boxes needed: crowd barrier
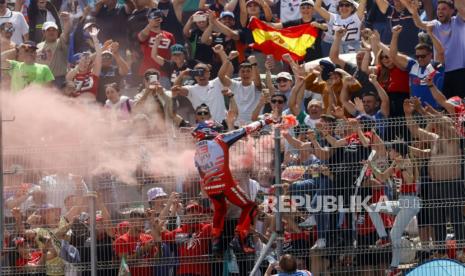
[1,115,465,276]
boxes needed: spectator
[238,0,274,71]
[367,138,420,276]
[113,209,158,276]
[132,69,173,126]
[315,0,367,54]
[304,62,362,114]
[317,114,374,248]
[158,202,213,276]
[373,0,419,57]
[65,27,101,101]
[389,25,444,109]
[4,41,54,92]
[363,31,409,118]
[171,63,227,123]
[27,0,62,43]
[365,0,391,44]
[283,128,334,249]
[405,97,465,261]
[94,0,134,52]
[152,43,197,86]
[240,0,273,28]
[158,0,185,44]
[252,92,288,123]
[330,28,375,96]
[271,0,327,62]
[289,74,324,129]
[6,185,53,219]
[340,74,389,137]
[216,44,262,125]
[36,14,72,89]
[0,22,16,52]
[184,11,214,67]
[265,60,294,110]
[0,0,29,44]
[126,0,151,57]
[200,11,240,75]
[97,42,130,104]
[104,82,133,122]
[274,0,301,24]
[138,8,176,88]
[69,18,98,57]
[406,0,465,98]
[264,253,312,276]
[14,237,44,271]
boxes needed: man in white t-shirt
[0,0,28,44]
[172,62,227,122]
[277,0,302,23]
[215,44,262,125]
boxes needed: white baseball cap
[42,21,58,31]
[147,187,168,201]
[276,72,293,81]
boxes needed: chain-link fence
[2,115,465,276]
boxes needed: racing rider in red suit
[192,118,274,254]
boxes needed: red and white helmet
[191,120,223,140]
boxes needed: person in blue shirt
[389,25,445,109]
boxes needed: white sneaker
[298,215,317,228]
[311,238,326,250]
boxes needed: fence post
[88,191,98,276]
[273,127,283,258]
[0,87,4,276]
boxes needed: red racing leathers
[194,120,269,241]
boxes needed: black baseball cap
[147,8,163,19]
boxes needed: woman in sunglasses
[361,31,409,118]
[315,0,367,54]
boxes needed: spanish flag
[248,17,318,61]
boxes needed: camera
[190,68,205,77]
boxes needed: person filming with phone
[132,69,174,131]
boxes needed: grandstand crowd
[1,0,465,275]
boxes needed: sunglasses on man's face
[276,78,289,83]
[415,54,428,59]
[196,111,210,116]
[271,99,285,104]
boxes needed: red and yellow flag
[248,17,318,61]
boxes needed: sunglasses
[415,54,428,59]
[339,3,352,8]
[196,111,210,116]
[276,78,289,83]
[271,99,285,104]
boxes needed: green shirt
[8,60,55,92]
